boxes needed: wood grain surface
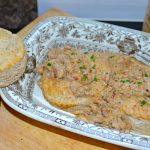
[0,8,129,150]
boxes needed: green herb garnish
[92,64,96,69]
[90,55,96,62]
[79,65,84,70]
[93,76,98,82]
[79,66,84,70]
[71,52,76,55]
[144,73,149,77]
[140,100,148,106]
[109,55,115,58]
[81,74,87,81]
[47,63,52,67]
[79,64,86,70]
[84,52,88,54]
[120,79,130,83]
[137,81,142,85]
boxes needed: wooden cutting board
[0,8,129,150]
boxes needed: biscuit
[0,28,27,87]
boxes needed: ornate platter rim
[0,16,150,150]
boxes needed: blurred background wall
[0,0,37,32]
[38,0,148,22]
[0,0,149,32]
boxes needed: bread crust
[0,53,27,87]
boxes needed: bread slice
[41,76,89,108]
[0,28,27,87]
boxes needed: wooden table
[0,8,129,150]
